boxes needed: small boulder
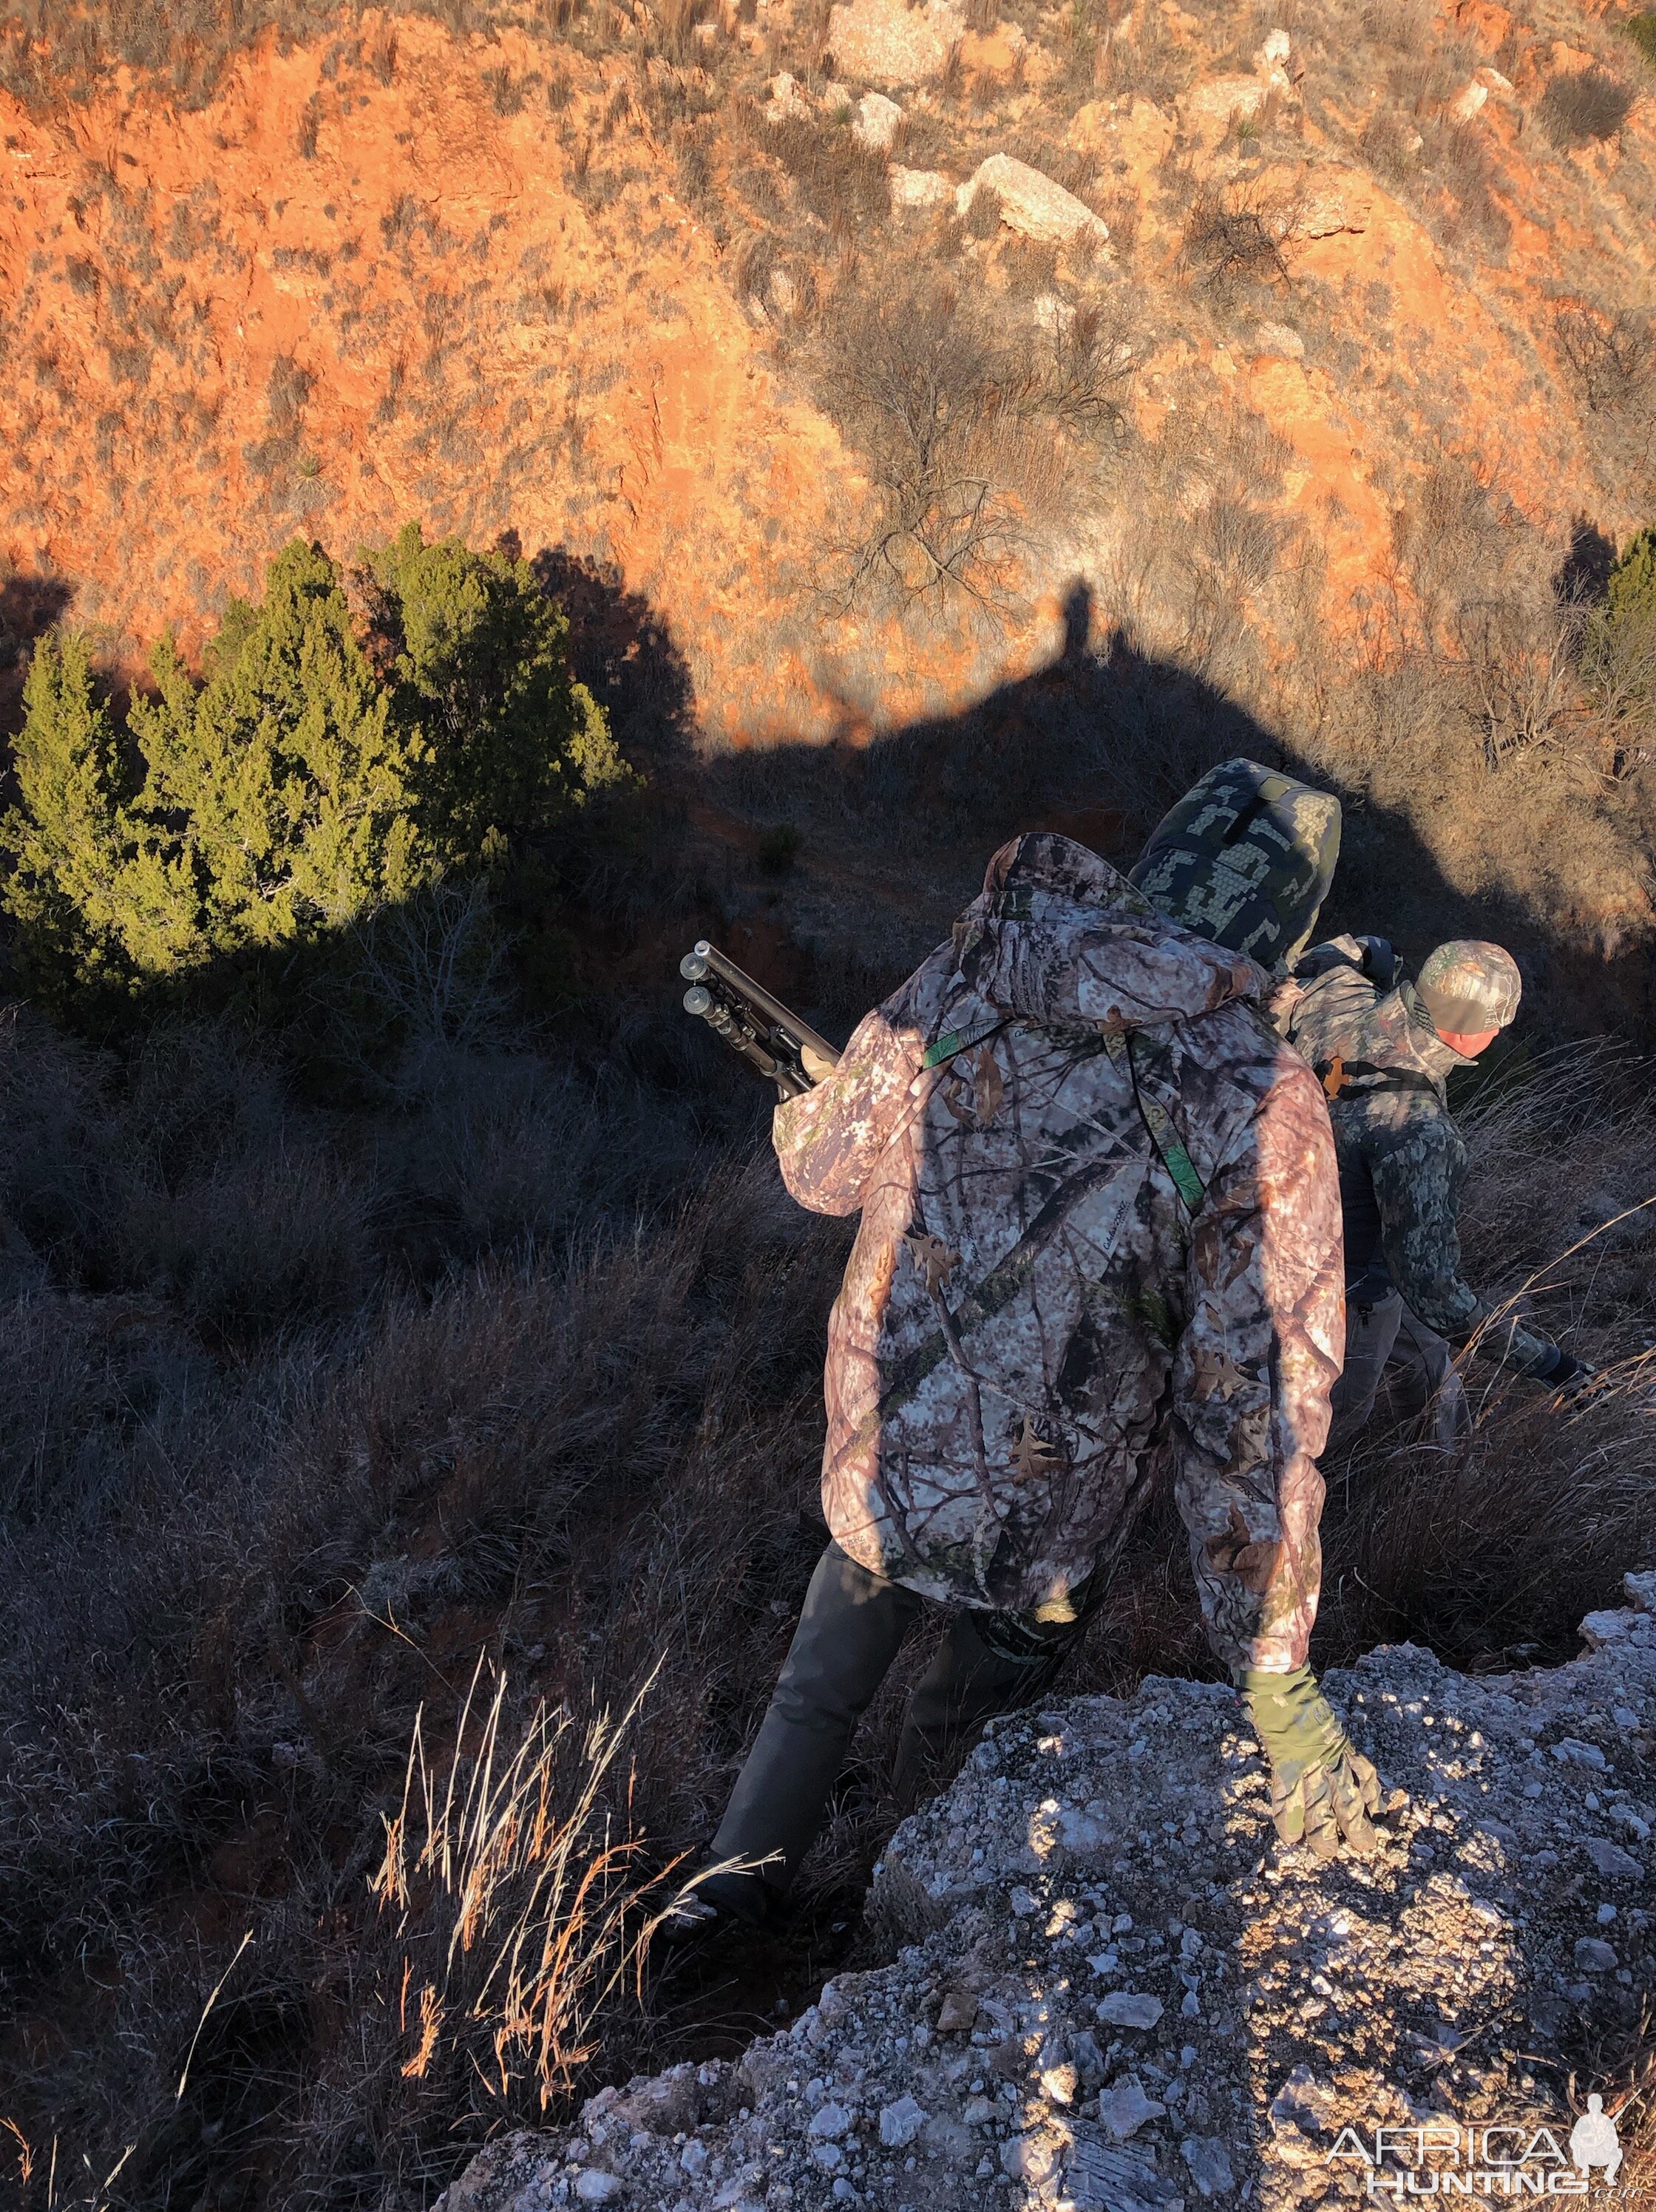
[1294,169,1372,237]
[1040,2061,1079,2105]
[1583,1836,1641,1879]
[573,2175,625,2206]
[1553,1738,1609,1771]
[1574,1936,1619,1972]
[1183,2135,1238,2197]
[827,0,965,87]
[954,153,1109,245]
[1252,325,1305,366]
[1183,74,1268,141]
[1001,2129,1065,2185]
[890,164,953,211]
[879,2094,928,2148]
[1625,1570,1656,1612]
[1099,2074,1166,2139]
[854,90,903,151]
[1096,1990,1164,2029]
[1582,1609,1641,1651]
[763,70,812,123]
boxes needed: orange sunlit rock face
[0,14,1030,740]
[0,4,1651,744]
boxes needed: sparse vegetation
[1554,305,1652,413]
[1538,66,1636,147]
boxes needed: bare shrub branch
[1554,305,1653,414]
[1181,185,1294,293]
[810,268,1135,606]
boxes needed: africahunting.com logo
[1328,2102,1626,2196]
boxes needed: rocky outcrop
[439,1576,1656,2210]
[955,156,1110,248]
[824,0,965,86]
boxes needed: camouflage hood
[953,832,1267,1034]
[1130,759,1341,968]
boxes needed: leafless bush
[812,277,1029,602]
[1555,305,1652,413]
[811,268,1133,605]
[1539,67,1635,147]
[769,115,889,238]
[1448,594,1581,766]
[1181,186,1292,292]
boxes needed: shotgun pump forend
[679,940,840,1098]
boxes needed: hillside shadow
[0,569,73,750]
[526,539,695,773]
[691,580,1652,1044]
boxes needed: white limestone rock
[826,0,964,86]
[853,89,903,150]
[954,152,1109,245]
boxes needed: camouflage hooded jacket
[1280,937,1558,1376]
[772,834,1344,1677]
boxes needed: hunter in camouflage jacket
[1279,937,1561,1376]
[771,832,1345,1678]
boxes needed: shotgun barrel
[679,940,840,1098]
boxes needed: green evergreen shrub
[1607,525,1656,627]
[1581,526,1656,730]
[1,532,631,1011]
[361,523,625,866]
[3,631,136,1002]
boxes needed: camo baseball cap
[1129,758,1342,967]
[1415,940,1522,1037]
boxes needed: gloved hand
[1238,1665,1382,1860]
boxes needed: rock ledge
[441,1579,1656,2210]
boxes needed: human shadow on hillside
[693,580,1652,1048]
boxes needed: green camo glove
[1238,1664,1382,1860]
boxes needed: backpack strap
[1105,1031,1207,1218]
[1317,1055,1441,1102]
[923,1018,1009,1071]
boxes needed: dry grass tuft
[1539,67,1635,148]
[372,1660,676,2117]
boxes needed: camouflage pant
[1328,1290,1470,1453]
[705,1541,1090,1918]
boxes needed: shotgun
[680,940,841,1099]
